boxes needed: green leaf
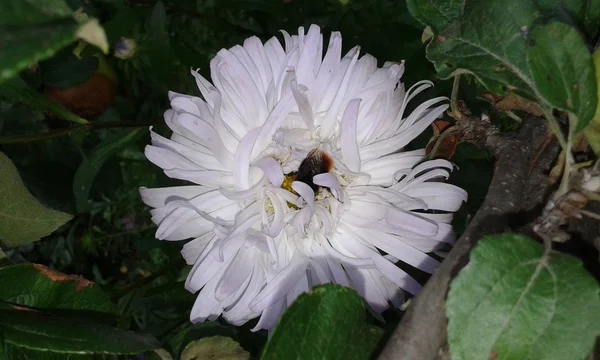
[0,248,9,268]
[144,1,177,87]
[169,323,238,360]
[0,76,88,124]
[406,0,463,32]
[261,285,384,360]
[447,234,600,360]
[534,0,600,37]
[0,0,73,26]
[584,47,600,155]
[0,152,73,248]
[0,264,116,314]
[0,19,81,83]
[527,22,597,133]
[40,51,99,88]
[0,308,160,355]
[425,0,537,98]
[73,128,146,212]
[181,337,249,360]
[0,0,108,83]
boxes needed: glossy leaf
[447,234,600,360]
[73,128,146,212]
[527,22,597,133]
[0,152,72,248]
[261,285,384,360]
[0,308,160,355]
[0,264,116,314]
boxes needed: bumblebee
[282,149,333,193]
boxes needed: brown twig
[378,117,555,360]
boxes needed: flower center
[281,149,333,195]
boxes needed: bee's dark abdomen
[292,150,333,193]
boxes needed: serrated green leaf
[181,337,249,360]
[527,22,597,133]
[425,0,537,98]
[0,76,88,124]
[0,264,116,314]
[73,128,146,212]
[406,0,463,32]
[261,284,384,360]
[0,152,73,248]
[447,234,600,360]
[0,309,160,355]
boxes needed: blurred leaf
[261,285,384,360]
[534,0,600,38]
[144,1,177,87]
[0,152,72,248]
[181,337,249,360]
[527,22,597,133]
[169,322,238,360]
[0,20,80,84]
[585,47,600,155]
[76,19,109,54]
[41,52,99,89]
[0,248,9,268]
[146,348,174,360]
[0,308,161,356]
[0,264,116,314]
[0,0,72,26]
[73,128,146,212]
[406,0,463,32]
[0,0,107,84]
[0,76,88,124]
[447,234,600,360]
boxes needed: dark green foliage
[0,0,598,359]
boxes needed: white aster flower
[140,24,467,331]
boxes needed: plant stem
[554,113,577,201]
[449,75,462,120]
[541,107,568,151]
[0,120,156,145]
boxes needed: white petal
[139,186,208,208]
[181,233,216,265]
[254,157,284,187]
[249,254,309,312]
[402,183,468,212]
[340,98,362,172]
[313,173,345,202]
